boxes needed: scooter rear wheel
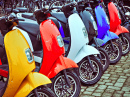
[97,47,110,72]
[103,41,122,64]
[51,71,81,97]
[116,34,130,56]
[78,56,103,85]
[27,86,56,97]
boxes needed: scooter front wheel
[97,47,110,72]
[51,71,81,97]
[103,41,122,64]
[78,56,103,85]
[27,86,56,97]
[116,34,130,56]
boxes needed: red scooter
[0,8,81,97]
[102,0,130,55]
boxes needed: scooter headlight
[25,48,33,63]
[57,35,64,47]
[82,27,88,38]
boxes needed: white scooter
[47,1,103,85]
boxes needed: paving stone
[94,89,104,93]
[101,76,109,79]
[105,88,115,93]
[113,93,123,97]
[121,87,130,92]
[92,93,102,96]
[97,85,107,90]
[97,81,105,85]
[123,93,130,97]
[119,76,127,79]
[124,69,130,73]
[102,93,113,97]
[83,91,93,95]
[105,83,113,86]
[103,79,111,83]
[107,86,121,90]
[86,88,96,92]
[117,78,126,83]
[114,82,124,87]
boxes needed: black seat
[0,81,5,96]
[22,13,36,21]
[51,12,67,24]
[17,20,40,37]
[15,7,28,12]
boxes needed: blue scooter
[89,0,122,64]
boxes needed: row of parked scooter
[0,0,130,96]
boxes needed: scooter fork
[87,56,97,73]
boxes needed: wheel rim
[99,51,107,69]
[54,74,77,97]
[120,36,129,54]
[79,59,100,82]
[104,43,119,61]
[28,91,49,97]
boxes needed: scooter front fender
[47,56,78,79]
[102,31,119,46]
[74,45,100,63]
[114,25,129,35]
[14,72,51,97]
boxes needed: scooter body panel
[47,56,78,78]
[80,10,98,42]
[3,29,36,97]
[114,25,129,35]
[0,59,1,65]
[108,2,121,32]
[67,13,89,60]
[102,31,119,45]
[74,45,100,63]
[13,26,34,52]
[39,20,75,77]
[14,72,51,97]
[95,5,110,39]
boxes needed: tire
[103,40,122,64]
[77,56,103,85]
[51,71,81,97]
[27,86,56,97]
[97,47,110,72]
[116,34,130,56]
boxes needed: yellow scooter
[0,28,56,96]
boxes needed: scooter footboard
[15,72,51,97]
[47,56,78,79]
[73,45,100,63]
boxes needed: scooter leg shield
[73,45,100,63]
[14,72,51,97]
[47,56,78,79]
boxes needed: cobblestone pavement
[80,52,130,97]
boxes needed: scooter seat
[18,21,40,37]
[15,7,28,12]
[21,13,36,21]
[51,12,67,24]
